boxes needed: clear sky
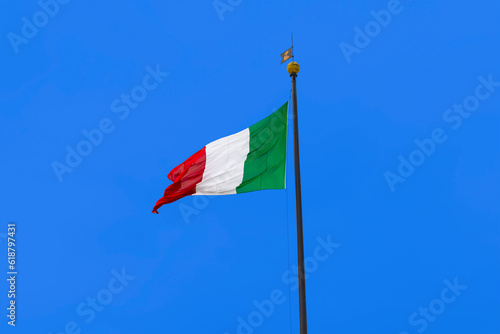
[1,0,499,333]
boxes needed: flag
[281,47,292,64]
[152,102,288,213]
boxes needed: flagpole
[287,60,307,334]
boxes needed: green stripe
[236,102,288,194]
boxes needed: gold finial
[287,61,300,75]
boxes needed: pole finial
[287,61,300,75]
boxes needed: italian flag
[152,102,288,213]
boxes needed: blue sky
[1,0,499,333]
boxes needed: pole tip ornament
[287,61,300,75]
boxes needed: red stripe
[152,147,206,214]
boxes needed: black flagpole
[287,59,307,333]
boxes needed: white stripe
[194,128,250,195]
